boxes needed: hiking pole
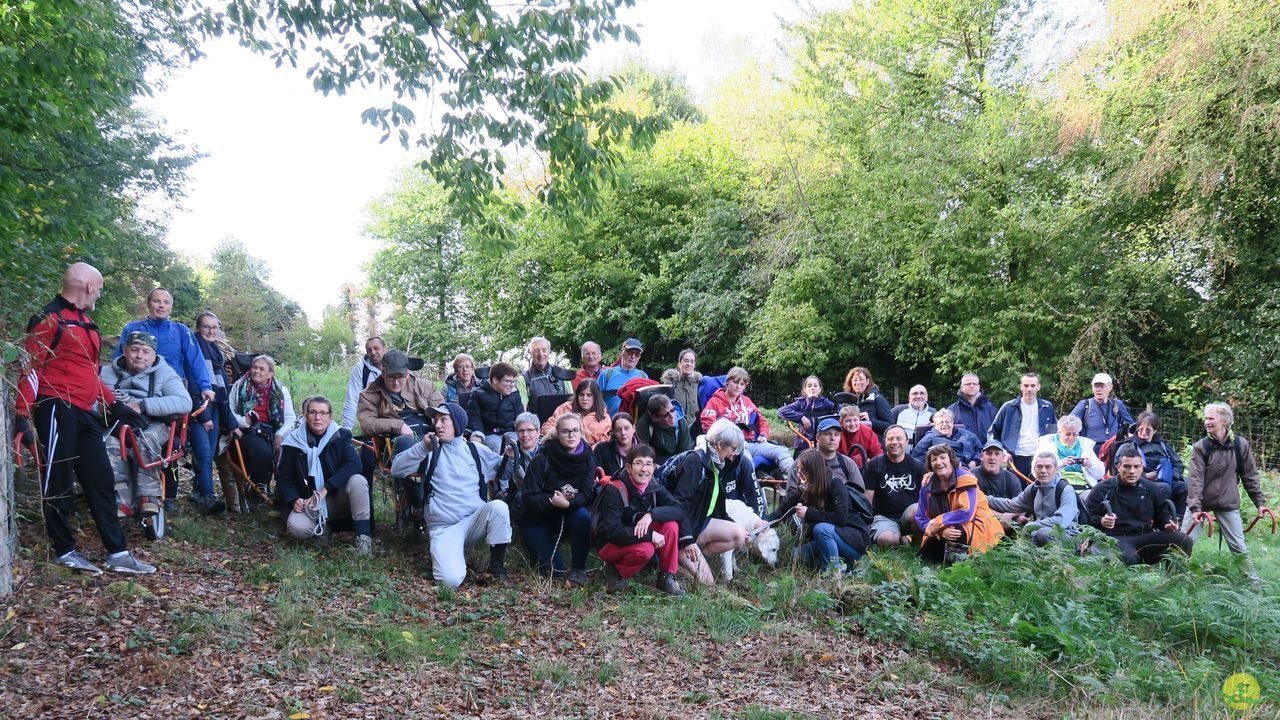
[1189,511,1216,538]
[784,421,814,449]
[1244,507,1277,535]
[1007,461,1034,486]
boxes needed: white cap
[1091,372,1113,386]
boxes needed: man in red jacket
[16,263,155,575]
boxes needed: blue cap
[817,417,842,434]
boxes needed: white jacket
[342,357,382,430]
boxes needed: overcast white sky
[146,0,843,320]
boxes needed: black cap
[382,350,410,375]
[982,439,1005,452]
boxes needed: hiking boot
[105,550,156,574]
[139,498,160,517]
[566,569,588,587]
[655,571,686,596]
[197,495,226,516]
[602,563,627,594]
[55,550,103,576]
[163,498,179,514]
[354,534,373,556]
[486,564,508,582]
[538,567,567,580]
[220,473,241,514]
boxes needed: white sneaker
[105,551,156,574]
[354,535,373,556]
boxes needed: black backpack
[417,440,487,501]
[832,453,874,525]
[1052,478,1091,526]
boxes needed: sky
[146,0,844,321]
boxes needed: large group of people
[12,262,1274,588]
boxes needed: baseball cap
[123,331,157,350]
[982,439,1005,452]
[816,416,842,434]
[1091,373,1112,386]
[381,350,410,375]
[621,338,643,351]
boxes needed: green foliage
[200,239,308,362]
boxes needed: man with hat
[862,424,925,547]
[101,330,200,518]
[356,348,444,485]
[17,263,155,574]
[391,402,513,588]
[1070,372,1134,446]
[972,439,1026,502]
[598,338,648,415]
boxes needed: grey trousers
[1182,508,1248,554]
[286,474,372,539]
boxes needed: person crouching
[279,396,372,555]
[595,445,687,595]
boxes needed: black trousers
[33,398,128,556]
[1115,531,1193,565]
[238,431,276,491]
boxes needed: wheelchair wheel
[145,503,166,541]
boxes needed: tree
[202,239,307,361]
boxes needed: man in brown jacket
[355,349,444,477]
[1182,402,1271,580]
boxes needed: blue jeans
[801,522,865,568]
[520,506,591,572]
[190,413,219,498]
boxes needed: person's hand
[232,427,243,438]
[504,443,515,457]
[1081,457,1094,469]
[859,412,870,422]
[1164,520,1180,532]
[201,389,216,402]
[800,417,811,429]
[202,420,214,431]
[634,512,652,537]
[651,532,665,549]
[1013,513,1031,525]
[683,543,701,564]
[399,423,414,437]
[247,410,259,424]
[126,401,143,414]
[1101,513,1117,530]
[941,526,962,541]
[551,491,570,509]
[421,432,437,450]
[795,503,808,520]
[292,498,306,513]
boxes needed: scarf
[282,421,340,536]
[542,437,595,487]
[195,334,227,391]
[926,470,958,520]
[1055,435,1086,485]
[235,377,285,429]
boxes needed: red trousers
[598,520,679,577]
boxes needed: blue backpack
[1136,443,1176,487]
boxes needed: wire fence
[1151,407,1280,472]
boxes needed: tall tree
[202,239,306,360]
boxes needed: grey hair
[705,418,745,450]
[1204,402,1234,426]
[932,408,954,423]
[302,395,332,414]
[514,412,540,429]
[1056,414,1082,433]
[528,336,550,350]
[1033,449,1060,466]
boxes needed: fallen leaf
[401,631,414,642]
[4,610,14,621]
[319,685,336,692]
[157,587,171,594]
[10,643,26,651]
[289,713,310,719]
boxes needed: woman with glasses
[541,378,611,445]
[190,312,229,515]
[595,445,687,595]
[519,413,598,585]
[228,354,296,506]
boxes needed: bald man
[17,263,156,575]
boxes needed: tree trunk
[0,383,16,598]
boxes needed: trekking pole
[1006,461,1033,486]
[784,421,814,449]
[1189,511,1216,538]
[1244,507,1277,535]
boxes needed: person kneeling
[279,396,371,554]
[916,445,1004,563]
[392,402,512,588]
[1086,446,1192,565]
[986,449,1081,547]
[520,414,598,585]
[595,446,687,595]
[770,450,870,575]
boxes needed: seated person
[356,349,445,492]
[777,375,836,451]
[635,394,693,463]
[520,336,571,412]
[971,440,1026,499]
[986,450,1081,547]
[1086,446,1193,565]
[895,384,935,436]
[519,414,598,585]
[502,412,542,498]
[769,450,871,575]
[1036,414,1104,490]
[102,331,194,517]
[910,408,981,467]
[391,403,512,588]
[599,338,649,414]
[795,416,867,494]
[841,366,895,437]
[660,348,703,425]
[595,445,687,596]
[279,396,371,554]
[667,419,766,587]
[541,378,611,445]
[444,353,480,403]
[700,366,793,475]
[592,412,638,479]
[466,361,524,453]
[836,405,884,469]
[228,354,296,505]
[1113,411,1187,518]
[915,445,1004,563]
[863,425,924,547]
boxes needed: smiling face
[366,338,385,365]
[840,413,860,433]
[883,426,907,460]
[197,314,221,342]
[248,358,273,385]
[928,451,954,478]
[678,350,696,376]
[849,372,869,394]
[491,373,516,395]
[908,385,928,410]
[123,344,155,374]
[618,347,641,371]
[515,421,539,451]
[651,402,676,428]
[934,414,954,436]
[529,339,550,369]
[454,357,474,384]
[581,342,602,369]
[1058,426,1079,447]
[1136,422,1155,442]
[146,290,173,321]
[629,454,656,484]
[1032,455,1056,484]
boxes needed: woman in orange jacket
[915,444,1004,563]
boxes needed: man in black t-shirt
[863,425,925,547]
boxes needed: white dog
[722,498,780,582]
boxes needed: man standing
[895,385,934,437]
[1069,372,1134,446]
[1088,446,1193,566]
[392,403,511,588]
[17,263,155,575]
[342,336,385,431]
[280,396,372,555]
[988,372,1057,477]
[573,341,604,390]
[946,373,997,439]
[598,338,648,414]
[1182,403,1271,580]
[863,425,925,547]
[519,336,572,412]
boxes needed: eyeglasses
[557,428,582,436]
[653,409,674,419]
[498,377,517,386]
[630,460,656,469]
[198,324,221,331]
[305,410,331,417]
[516,427,538,434]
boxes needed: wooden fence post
[0,383,15,598]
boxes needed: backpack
[1052,478,1091,526]
[590,476,630,542]
[843,481,875,526]
[1134,443,1176,487]
[1193,435,1247,482]
[657,449,699,490]
[417,440,487,501]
